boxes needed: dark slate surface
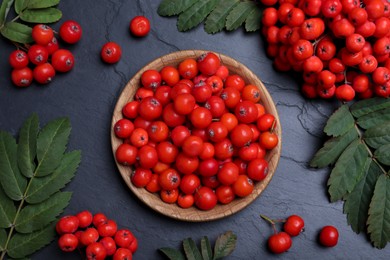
[0,0,389,259]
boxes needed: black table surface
[1,1,389,259]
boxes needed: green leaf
[351,97,390,118]
[0,0,14,25]
[204,0,239,34]
[201,236,212,260]
[158,0,197,16]
[15,0,26,14]
[225,1,256,31]
[0,131,27,201]
[364,121,390,149]
[375,144,390,166]
[177,0,218,32]
[35,117,71,177]
[213,231,237,260]
[310,127,358,168]
[15,192,71,233]
[328,140,369,202]
[0,185,16,228]
[7,222,56,259]
[357,108,390,130]
[0,228,6,251]
[245,6,261,32]
[367,175,390,249]
[17,114,39,178]
[159,247,185,260]
[26,151,81,204]
[324,104,355,137]
[27,0,60,9]
[183,238,202,260]
[20,8,62,23]
[344,160,382,234]
[0,21,33,43]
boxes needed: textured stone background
[0,0,389,259]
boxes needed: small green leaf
[159,247,185,260]
[15,0,26,14]
[26,151,81,204]
[351,97,390,118]
[15,192,71,233]
[344,160,381,234]
[204,0,239,34]
[158,0,197,16]
[201,236,212,260]
[245,7,261,32]
[328,140,369,202]
[0,185,16,228]
[0,22,33,43]
[213,231,237,260]
[17,113,39,178]
[0,0,14,25]
[357,108,390,130]
[0,131,27,201]
[375,144,390,166]
[20,8,62,23]
[27,0,60,9]
[324,104,355,137]
[0,228,7,251]
[35,117,71,177]
[226,1,256,31]
[7,222,56,259]
[183,238,202,260]
[310,127,358,168]
[177,0,218,32]
[364,121,390,149]
[367,175,390,249]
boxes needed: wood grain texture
[111,50,282,222]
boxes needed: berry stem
[260,214,278,234]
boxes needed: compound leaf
[177,0,218,32]
[204,0,239,34]
[213,231,237,260]
[158,0,197,16]
[324,104,355,137]
[0,0,14,25]
[0,131,27,201]
[357,108,390,130]
[20,8,62,23]
[159,247,185,260]
[17,113,39,178]
[226,1,256,31]
[344,160,381,234]
[0,185,16,228]
[14,0,26,14]
[310,127,358,168]
[367,175,390,249]
[201,236,212,260]
[351,97,390,118]
[27,0,60,9]
[0,21,33,43]
[7,223,56,259]
[375,144,390,166]
[328,140,369,202]
[364,121,390,149]
[245,6,261,32]
[35,117,71,177]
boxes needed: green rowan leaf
[20,8,62,23]
[201,236,212,260]
[0,0,14,25]
[310,127,358,168]
[15,192,71,233]
[226,1,256,31]
[17,113,39,178]
[328,140,369,202]
[26,151,81,204]
[177,0,218,32]
[375,144,390,166]
[324,104,355,137]
[159,247,185,260]
[0,228,6,251]
[27,0,60,9]
[0,22,33,43]
[15,0,26,14]
[158,0,197,16]
[183,238,202,260]
[351,97,390,118]
[245,6,261,32]
[213,231,237,260]
[204,0,239,34]
[0,185,16,228]
[7,223,56,259]
[344,160,381,234]
[364,121,390,149]
[367,175,390,249]
[35,117,71,177]
[356,108,390,130]
[0,131,27,201]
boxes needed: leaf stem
[10,14,20,23]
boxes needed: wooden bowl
[111,50,281,222]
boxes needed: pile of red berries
[9,20,82,87]
[261,0,390,100]
[113,52,279,211]
[56,211,137,260]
